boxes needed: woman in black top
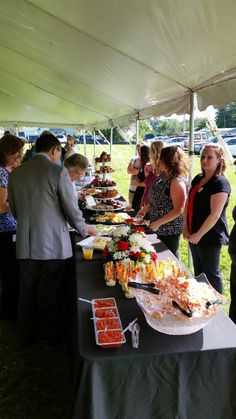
[183,144,231,293]
[132,145,150,213]
[229,206,236,323]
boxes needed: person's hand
[87,226,97,236]
[182,225,190,241]
[137,207,146,218]
[188,232,202,245]
[149,221,160,232]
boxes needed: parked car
[184,131,209,148]
[78,134,106,144]
[225,137,236,157]
[56,134,67,143]
[193,141,208,154]
[143,133,155,141]
[164,136,186,148]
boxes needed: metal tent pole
[110,126,113,158]
[188,91,196,268]
[135,119,139,153]
[93,128,96,158]
[83,131,87,157]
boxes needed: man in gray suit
[8,133,96,344]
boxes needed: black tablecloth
[70,236,236,419]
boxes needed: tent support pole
[188,91,196,268]
[110,127,113,157]
[83,131,87,157]
[135,119,139,151]
[93,129,96,158]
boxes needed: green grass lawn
[0,143,235,418]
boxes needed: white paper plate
[76,236,112,250]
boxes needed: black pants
[229,252,236,324]
[158,233,181,259]
[18,259,70,341]
[190,243,223,294]
[0,231,19,320]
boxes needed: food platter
[132,273,225,335]
[77,236,112,250]
[93,224,118,235]
[86,200,126,212]
[92,190,120,200]
[89,212,129,224]
[94,195,121,201]
[85,178,117,189]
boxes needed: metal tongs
[128,281,160,295]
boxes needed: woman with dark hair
[137,140,163,217]
[183,143,231,293]
[0,134,24,319]
[229,205,236,323]
[131,145,150,213]
[149,146,189,258]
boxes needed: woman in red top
[183,144,231,293]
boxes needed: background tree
[194,117,207,130]
[215,102,236,127]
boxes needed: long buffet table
[69,234,236,419]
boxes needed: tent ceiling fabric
[0,0,236,128]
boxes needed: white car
[225,137,236,157]
[164,137,186,148]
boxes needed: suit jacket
[8,154,88,260]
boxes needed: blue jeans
[189,243,223,293]
[229,252,236,324]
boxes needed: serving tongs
[205,299,223,309]
[172,298,223,318]
[128,282,160,295]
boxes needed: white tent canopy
[1,0,236,128]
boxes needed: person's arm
[127,159,139,175]
[7,175,17,218]
[182,199,190,240]
[58,168,96,236]
[0,186,11,214]
[132,179,145,187]
[137,204,149,218]
[149,178,186,232]
[188,192,228,244]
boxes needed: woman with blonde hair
[148,146,189,258]
[183,143,231,293]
